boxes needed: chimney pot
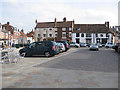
[55,18,57,22]
[63,17,66,22]
[7,22,10,26]
[35,19,37,23]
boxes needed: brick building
[55,17,74,41]
[34,17,74,41]
[26,30,35,43]
[1,22,20,45]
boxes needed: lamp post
[8,31,11,47]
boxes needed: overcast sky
[0,0,119,33]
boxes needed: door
[86,39,91,44]
[76,39,80,44]
[28,42,36,55]
[36,42,44,55]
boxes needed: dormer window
[62,28,66,31]
[88,28,93,31]
[77,28,80,31]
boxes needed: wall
[35,28,55,41]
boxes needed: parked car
[105,43,115,48]
[56,41,70,51]
[114,43,120,52]
[56,43,63,53]
[87,43,91,47]
[80,43,87,47]
[56,42,65,52]
[19,41,58,57]
[54,42,61,54]
[70,42,80,48]
[89,43,99,51]
[97,43,102,48]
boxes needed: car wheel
[75,45,79,48]
[45,51,51,57]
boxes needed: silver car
[89,43,99,51]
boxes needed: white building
[72,22,112,44]
[34,20,56,41]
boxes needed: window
[69,28,72,31]
[49,34,52,37]
[76,33,79,37]
[69,32,72,37]
[55,34,58,37]
[62,32,66,37]
[77,28,80,31]
[81,33,84,37]
[55,28,57,31]
[106,34,109,37]
[62,28,66,31]
[88,28,93,31]
[44,28,47,30]
[38,34,41,37]
[100,34,103,37]
[49,28,52,30]
[86,33,91,37]
[43,34,46,37]
[62,34,66,37]
[96,33,98,37]
[29,43,36,48]
[100,28,105,31]
[44,43,50,46]
[37,42,43,47]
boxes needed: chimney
[54,18,57,23]
[7,22,10,26]
[63,17,66,22]
[35,19,37,23]
[73,19,75,24]
[21,29,24,32]
[105,21,109,28]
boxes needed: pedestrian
[1,43,4,49]
[12,43,15,47]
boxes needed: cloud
[0,0,118,33]
[1,0,19,7]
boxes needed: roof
[20,31,27,37]
[35,22,55,28]
[27,30,34,37]
[73,24,109,33]
[35,21,73,29]
[55,21,73,27]
[2,24,14,34]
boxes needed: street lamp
[8,31,11,47]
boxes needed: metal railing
[0,48,24,64]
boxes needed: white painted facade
[72,33,112,44]
[34,28,56,41]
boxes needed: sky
[0,0,119,33]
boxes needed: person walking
[1,43,4,49]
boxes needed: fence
[0,48,24,64]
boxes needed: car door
[28,42,36,55]
[35,42,44,55]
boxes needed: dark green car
[19,41,58,57]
